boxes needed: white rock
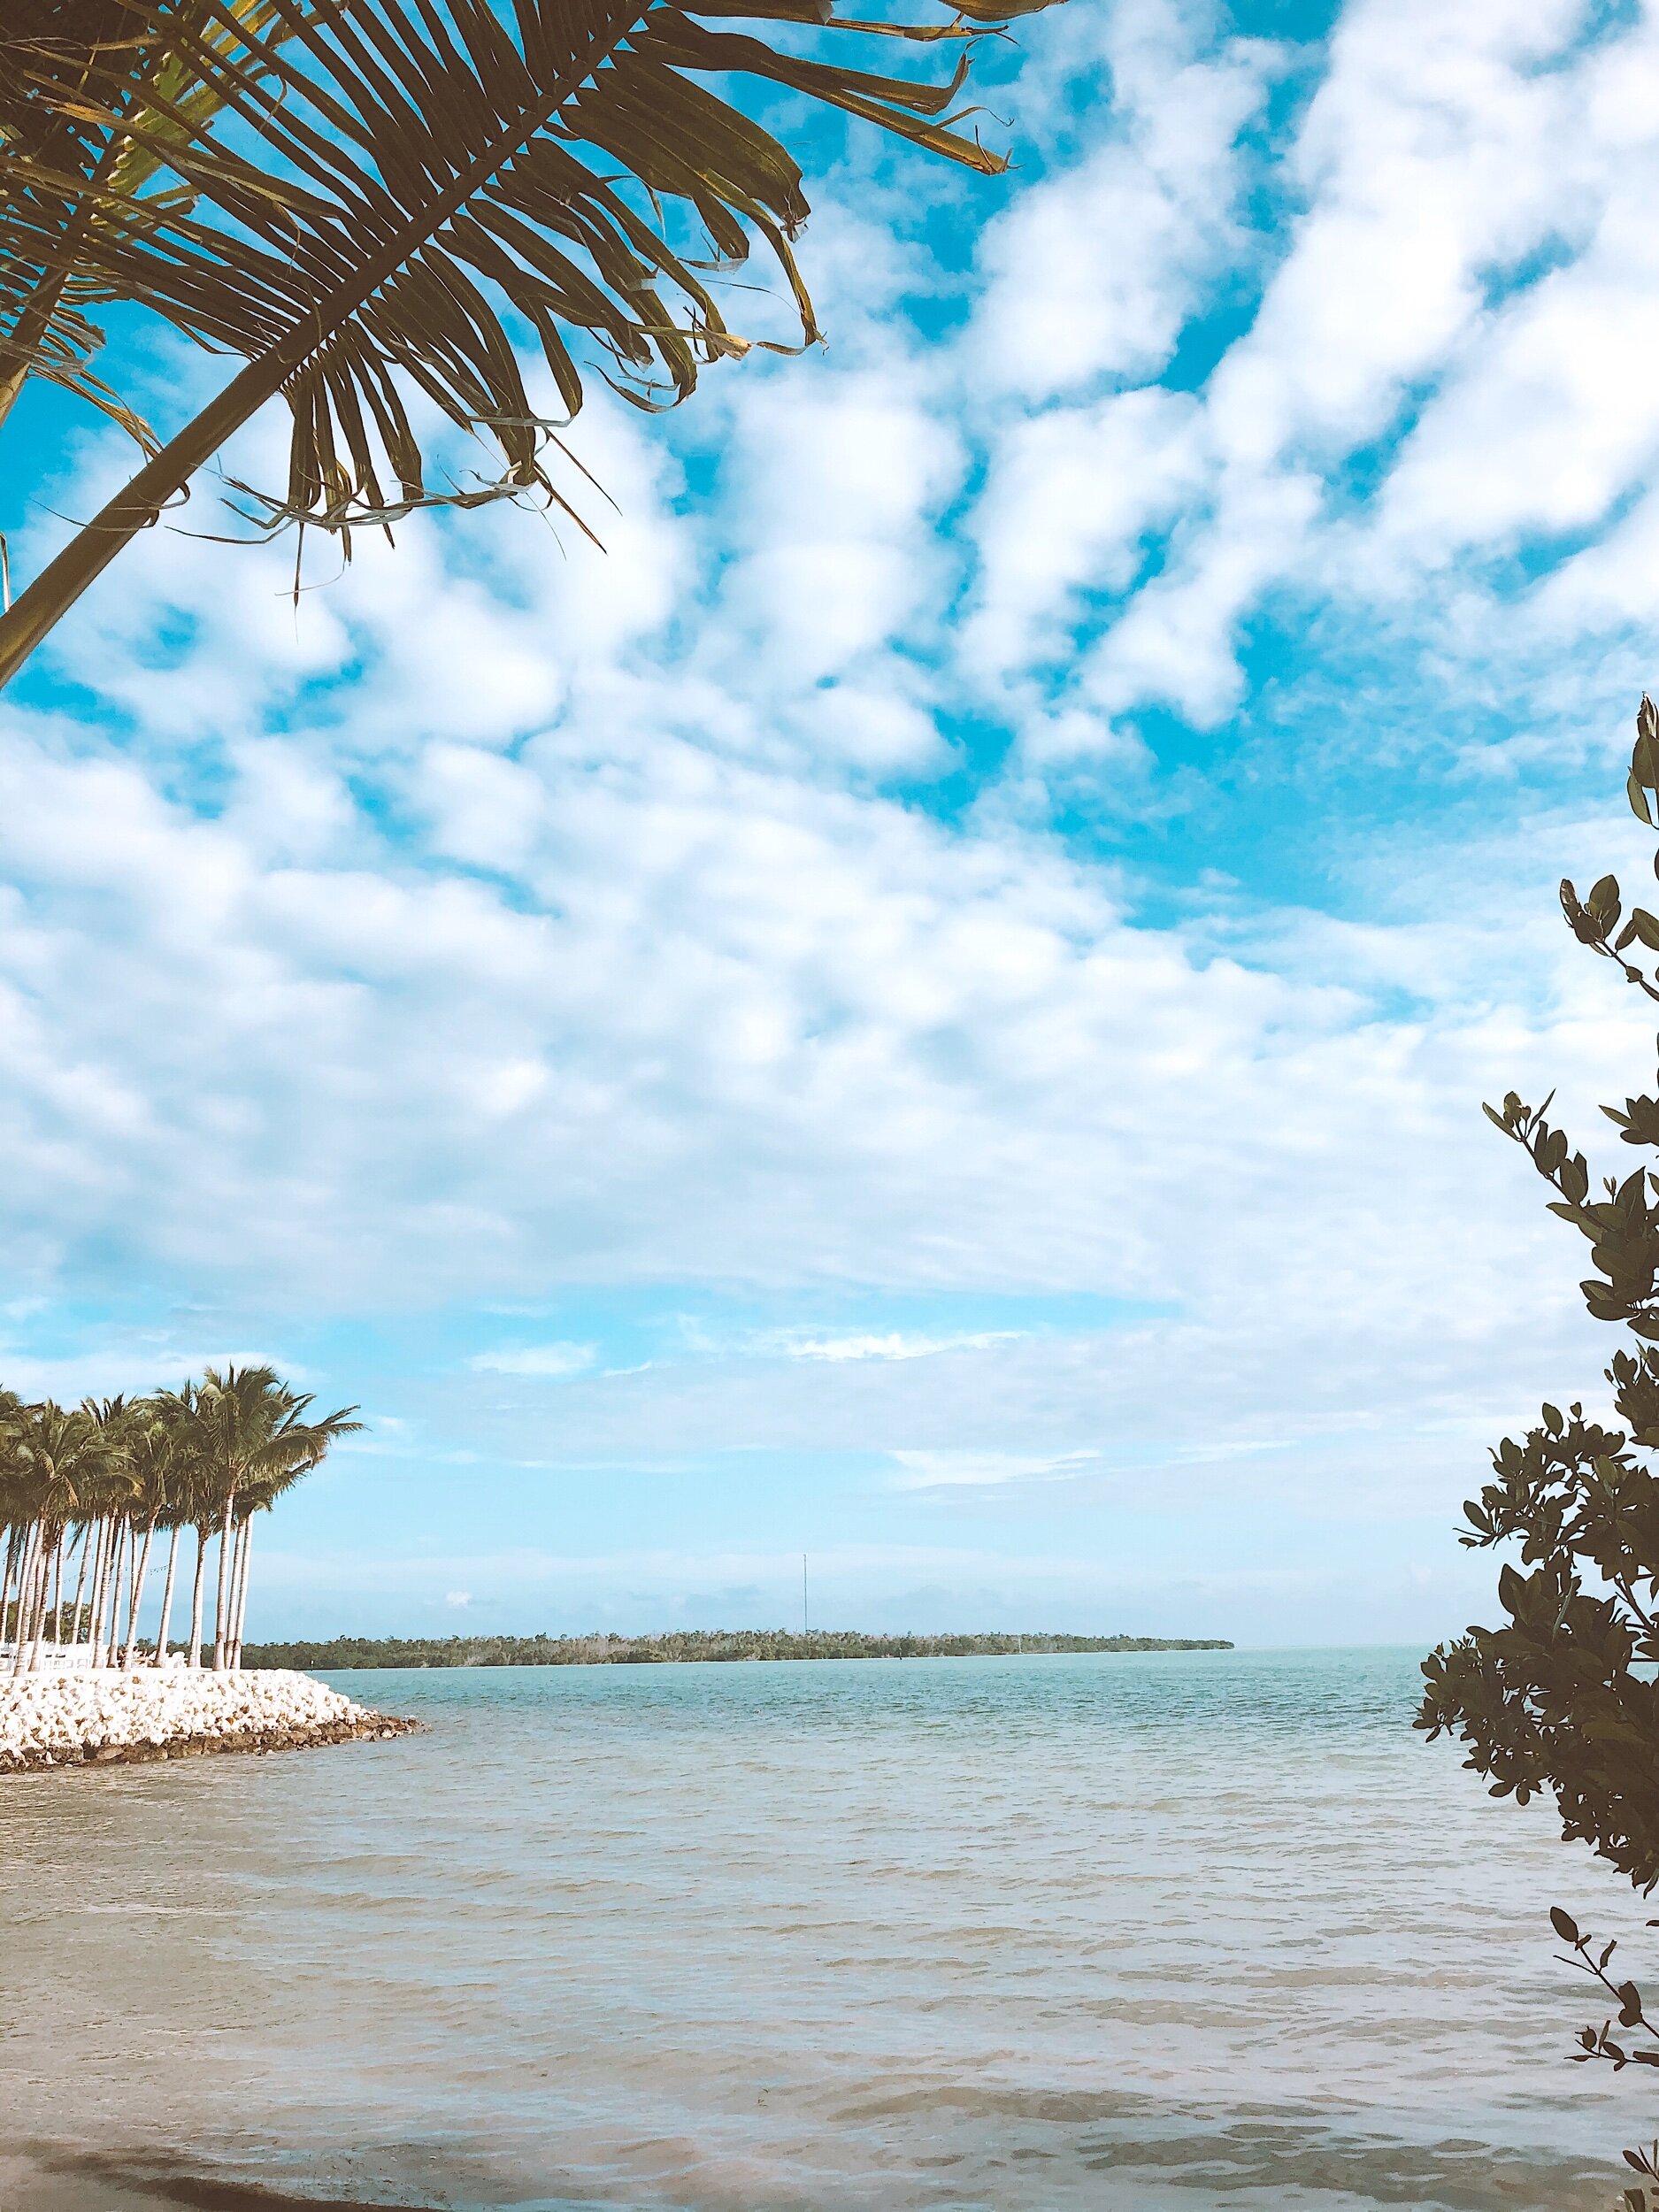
[0,1667,381,1763]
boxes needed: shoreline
[0,1667,418,1776]
[244,1630,1235,1671]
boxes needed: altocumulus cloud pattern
[0,0,1653,1647]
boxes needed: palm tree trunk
[20,1532,42,1657]
[87,1516,110,1661]
[0,337,335,691]
[152,1524,181,1668]
[50,1528,65,1647]
[91,1518,112,1665]
[12,1535,31,1669]
[3,1525,19,1647]
[100,1519,127,1667]
[225,1517,242,1671]
[7,1531,31,1655]
[9,1527,30,1668]
[229,1517,253,1669]
[27,1526,56,1674]
[122,1513,157,1670]
[212,1491,236,1671]
[187,1527,208,1670]
[9,1523,36,1672]
[120,1520,139,1659]
[10,1522,40,1676]
[68,1524,91,1653]
[112,1519,133,1665]
[29,1533,50,1659]
[6,1525,31,1647]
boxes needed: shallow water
[0,1647,1647,2210]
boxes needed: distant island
[242,1630,1234,1670]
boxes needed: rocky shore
[0,1667,418,1773]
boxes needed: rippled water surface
[0,1648,1647,2210]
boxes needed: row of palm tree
[0,1363,359,1678]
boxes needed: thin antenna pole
[803,1552,808,1640]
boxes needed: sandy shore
[0,1667,417,1773]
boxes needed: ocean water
[0,1647,1649,2212]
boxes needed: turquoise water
[0,1647,1647,2210]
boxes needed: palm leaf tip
[0,0,319,445]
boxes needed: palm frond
[0,0,1058,683]
[0,0,312,442]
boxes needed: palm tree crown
[0,1363,360,1672]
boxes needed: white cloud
[763,1329,1024,1364]
[468,1343,597,1378]
[709,369,962,691]
[8,0,1659,1645]
[889,1448,1088,1489]
[966,387,1207,687]
[0,643,1619,1508]
[1535,485,1659,634]
[1081,461,1321,723]
[1210,0,1597,465]
[1376,214,1659,562]
[970,4,1273,402]
[980,0,1659,740]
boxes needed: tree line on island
[0,1365,359,1677]
[242,1631,1234,1670]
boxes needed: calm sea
[0,1647,1648,2212]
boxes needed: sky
[1,0,1656,1647]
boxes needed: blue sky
[1,0,1655,1645]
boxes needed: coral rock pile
[0,1666,416,1772]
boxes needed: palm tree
[162,1364,360,1670]
[1,1435,45,1659]
[222,1396,359,1665]
[7,1402,124,1674]
[153,1379,220,1669]
[0,1366,353,1671]
[0,0,1052,686]
[119,1404,180,1668]
[77,1395,145,1665]
[0,1388,33,1643]
[144,1394,197,1667]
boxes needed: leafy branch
[1549,1906,1659,2212]
[1553,1906,1659,2073]
[1417,695,1659,2208]
[1557,698,1659,1009]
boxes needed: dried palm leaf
[0,0,307,442]
[0,0,1058,687]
